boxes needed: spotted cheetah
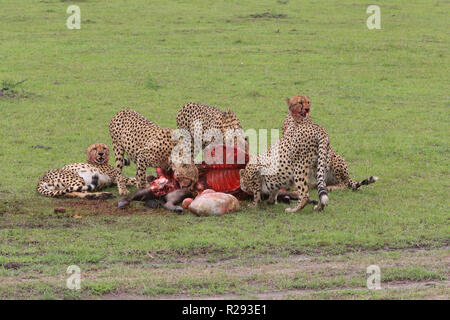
[283,95,378,191]
[240,113,330,212]
[176,102,249,161]
[37,143,136,199]
[109,109,197,191]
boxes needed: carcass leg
[118,188,157,209]
[163,189,194,214]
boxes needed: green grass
[0,0,449,299]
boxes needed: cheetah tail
[36,181,65,197]
[36,181,96,198]
[349,176,378,190]
[316,133,329,207]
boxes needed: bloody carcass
[118,144,249,213]
[118,144,303,213]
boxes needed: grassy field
[0,0,449,299]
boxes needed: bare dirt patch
[58,199,165,216]
[2,246,448,299]
[247,12,287,19]
[0,79,31,99]
[95,247,449,300]
[100,281,450,300]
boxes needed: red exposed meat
[148,144,249,197]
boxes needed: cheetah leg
[328,161,349,190]
[113,143,125,172]
[327,153,355,191]
[116,176,131,196]
[267,190,279,205]
[285,167,310,213]
[125,177,137,186]
[325,164,351,191]
[135,154,150,190]
[285,192,310,213]
[248,191,262,208]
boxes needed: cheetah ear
[285,98,290,106]
[239,169,245,176]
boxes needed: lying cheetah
[240,113,330,212]
[283,95,378,190]
[109,109,198,190]
[37,143,136,199]
[176,102,249,161]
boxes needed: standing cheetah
[37,143,136,199]
[109,109,197,190]
[240,114,330,212]
[176,102,248,161]
[283,95,378,190]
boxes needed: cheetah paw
[313,204,324,211]
[119,189,130,196]
[99,192,115,200]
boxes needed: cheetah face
[172,162,199,189]
[286,95,311,120]
[87,143,110,165]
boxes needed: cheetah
[109,109,198,191]
[283,95,378,191]
[176,102,249,161]
[37,143,136,199]
[240,113,330,213]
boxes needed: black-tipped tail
[318,188,329,206]
[351,176,378,190]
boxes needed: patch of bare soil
[0,79,31,98]
[58,199,164,215]
[1,261,23,270]
[101,281,450,300]
[97,247,449,300]
[2,246,448,299]
[248,12,287,19]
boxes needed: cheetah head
[239,167,260,195]
[172,162,199,189]
[87,143,110,165]
[239,169,250,194]
[285,95,311,120]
